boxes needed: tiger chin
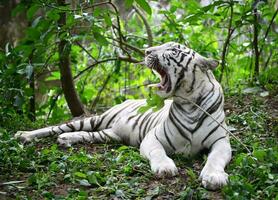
[15,42,232,190]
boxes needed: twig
[110,38,145,56]
[75,41,97,62]
[0,180,25,186]
[90,73,112,110]
[133,5,153,46]
[253,7,260,79]
[174,94,252,154]
[73,58,118,80]
[259,8,278,55]
[219,3,234,83]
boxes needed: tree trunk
[57,0,85,117]
[253,8,260,80]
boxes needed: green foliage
[0,0,277,199]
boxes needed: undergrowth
[0,93,277,199]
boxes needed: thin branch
[90,73,112,110]
[253,7,260,79]
[108,1,124,51]
[259,8,278,55]
[73,58,118,80]
[73,56,140,81]
[219,3,234,83]
[110,37,144,55]
[75,41,97,62]
[133,6,153,46]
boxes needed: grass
[0,93,277,200]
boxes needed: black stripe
[201,120,224,145]
[154,129,163,146]
[145,115,158,133]
[169,56,183,67]
[58,126,65,133]
[98,131,105,141]
[169,109,191,143]
[66,123,75,131]
[102,130,113,141]
[141,115,155,140]
[187,64,197,93]
[172,103,195,124]
[93,115,106,131]
[208,136,227,150]
[178,52,186,63]
[106,104,132,128]
[51,127,58,135]
[163,123,176,151]
[207,112,223,126]
[132,111,146,130]
[192,92,223,133]
[90,117,95,129]
[139,112,153,142]
[79,120,84,131]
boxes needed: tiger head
[145,42,219,98]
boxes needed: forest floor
[0,92,277,200]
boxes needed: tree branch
[57,0,85,117]
[259,8,278,55]
[133,6,153,46]
[253,7,260,79]
[219,3,234,83]
[90,73,112,110]
[75,40,97,62]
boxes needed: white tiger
[15,42,232,190]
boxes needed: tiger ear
[206,58,219,70]
[199,56,219,70]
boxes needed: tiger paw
[14,131,32,143]
[151,157,178,177]
[200,167,228,190]
[57,135,73,147]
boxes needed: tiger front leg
[140,131,178,177]
[200,137,231,190]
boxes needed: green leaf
[47,10,60,21]
[46,71,60,81]
[138,105,151,113]
[103,12,112,27]
[125,0,134,8]
[26,28,41,41]
[253,149,266,161]
[93,32,109,46]
[27,5,40,20]
[74,172,87,179]
[135,0,152,15]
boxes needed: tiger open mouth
[145,56,172,93]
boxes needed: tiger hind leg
[57,129,121,147]
[15,115,103,143]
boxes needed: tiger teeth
[147,83,159,88]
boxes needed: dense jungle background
[0,0,277,199]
